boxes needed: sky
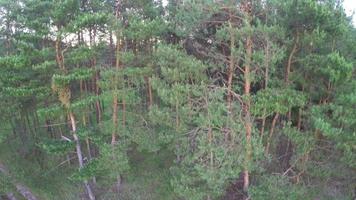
[343,0,356,26]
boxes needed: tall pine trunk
[243,34,252,192]
[227,20,235,115]
[111,0,123,192]
[242,4,253,191]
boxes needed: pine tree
[0,0,355,199]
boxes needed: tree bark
[285,33,299,84]
[69,113,95,200]
[260,40,270,139]
[6,193,17,200]
[145,77,153,109]
[243,29,253,193]
[227,20,235,115]
[111,0,124,193]
[265,113,279,156]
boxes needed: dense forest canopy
[0,0,355,199]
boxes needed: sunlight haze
[343,0,356,26]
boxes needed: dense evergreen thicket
[0,0,355,199]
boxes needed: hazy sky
[343,0,356,26]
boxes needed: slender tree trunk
[5,18,11,55]
[69,113,95,200]
[297,108,302,130]
[111,37,121,193]
[227,20,235,115]
[112,0,122,140]
[285,33,299,84]
[243,30,253,193]
[241,3,253,191]
[25,113,35,141]
[55,35,66,73]
[175,98,180,130]
[260,117,266,138]
[285,36,296,122]
[82,108,95,183]
[260,40,270,138]
[145,77,153,108]
[285,33,297,120]
[10,118,17,138]
[95,71,102,123]
[112,16,121,146]
[91,27,102,123]
[111,1,123,193]
[79,28,97,183]
[205,91,214,169]
[59,126,71,165]
[283,33,299,171]
[143,40,153,109]
[265,113,279,156]
[112,94,118,145]
[19,115,28,148]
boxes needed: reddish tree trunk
[243,31,253,193]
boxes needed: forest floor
[0,139,177,200]
[0,161,38,200]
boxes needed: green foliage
[250,175,308,200]
[32,60,57,71]
[67,12,110,32]
[37,104,63,118]
[302,52,352,86]
[40,139,74,155]
[0,55,29,69]
[96,143,130,181]
[282,123,315,157]
[70,159,100,181]
[0,173,14,194]
[312,104,356,168]
[66,46,97,64]
[253,88,307,117]
[124,16,166,40]
[52,68,95,86]
[0,0,355,199]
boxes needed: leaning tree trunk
[69,113,96,200]
[55,31,95,200]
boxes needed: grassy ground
[0,139,80,200]
[0,138,177,200]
